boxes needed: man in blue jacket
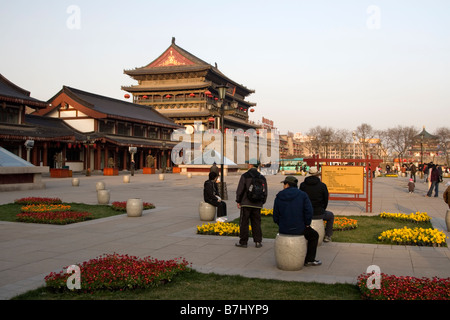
[273,176,321,266]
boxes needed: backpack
[247,174,266,202]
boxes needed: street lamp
[216,84,228,199]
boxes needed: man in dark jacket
[235,163,267,248]
[273,176,321,266]
[299,166,334,242]
[204,172,227,221]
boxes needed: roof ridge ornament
[172,37,175,44]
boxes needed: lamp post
[216,84,228,199]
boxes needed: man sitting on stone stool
[300,166,335,243]
[273,176,322,266]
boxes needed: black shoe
[235,243,247,248]
[255,242,262,248]
[304,260,322,266]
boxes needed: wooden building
[122,38,258,133]
[33,86,181,173]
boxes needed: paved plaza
[0,171,449,300]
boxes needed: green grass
[233,215,433,245]
[0,202,123,222]
[12,270,361,300]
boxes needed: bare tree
[354,123,376,158]
[383,126,419,163]
[434,127,450,167]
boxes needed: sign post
[303,155,382,213]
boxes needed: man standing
[410,163,416,183]
[273,176,321,266]
[235,163,267,248]
[299,166,334,243]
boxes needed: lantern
[204,90,211,96]
[165,94,171,99]
[208,117,215,122]
[143,95,148,99]
[68,143,72,149]
[214,97,218,101]
[250,108,255,113]
[124,94,130,99]
[189,93,195,97]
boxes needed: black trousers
[238,206,262,244]
[303,227,319,263]
[208,201,226,217]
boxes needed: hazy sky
[1,0,449,135]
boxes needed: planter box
[172,167,181,173]
[50,168,72,178]
[143,167,155,174]
[104,168,119,176]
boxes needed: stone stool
[274,233,307,271]
[198,201,216,221]
[311,219,325,246]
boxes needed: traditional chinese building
[122,38,258,133]
[33,86,181,173]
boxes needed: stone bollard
[159,174,165,181]
[311,219,325,246]
[96,181,105,191]
[97,189,110,205]
[127,198,143,217]
[198,201,216,221]
[72,178,80,187]
[274,233,307,271]
[187,172,192,178]
[123,175,130,183]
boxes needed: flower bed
[20,204,71,213]
[261,208,273,216]
[14,196,92,225]
[14,197,62,205]
[378,226,447,247]
[357,273,450,300]
[332,217,358,231]
[379,211,431,223]
[111,201,155,211]
[16,211,93,225]
[197,221,245,236]
[44,253,191,292]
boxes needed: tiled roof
[61,86,181,129]
[0,74,48,108]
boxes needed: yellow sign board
[321,166,364,194]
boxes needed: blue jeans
[427,181,439,197]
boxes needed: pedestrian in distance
[408,178,415,193]
[204,171,227,222]
[299,166,334,243]
[235,162,267,248]
[273,176,321,266]
[426,164,440,198]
